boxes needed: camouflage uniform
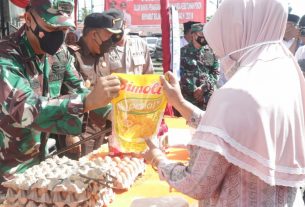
[0,0,110,195]
[180,43,219,110]
[103,35,154,75]
[0,26,87,193]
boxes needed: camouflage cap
[29,0,75,28]
[191,23,204,33]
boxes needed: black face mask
[29,13,65,55]
[196,36,207,47]
[95,32,114,57]
[111,29,124,44]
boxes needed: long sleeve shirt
[157,108,303,207]
[0,27,106,190]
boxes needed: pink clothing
[158,147,303,207]
[158,108,304,206]
[198,0,305,186]
[157,0,305,205]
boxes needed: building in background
[1,0,210,38]
[105,0,207,36]
[0,0,25,38]
[4,0,304,38]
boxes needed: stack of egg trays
[2,156,116,207]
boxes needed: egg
[113,156,121,164]
[123,157,131,162]
[104,156,113,163]
[119,172,129,188]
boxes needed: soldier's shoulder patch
[67,45,80,53]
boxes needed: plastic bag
[111,73,167,153]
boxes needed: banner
[170,6,181,80]
[105,0,206,26]
[10,0,29,8]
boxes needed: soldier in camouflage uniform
[180,23,219,110]
[0,0,121,197]
[46,0,81,158]
[67,10,124,158]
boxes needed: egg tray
[4,187,114,207]
[85,155,146,190]
[2,156,115,207]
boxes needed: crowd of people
[145,0,305,206]
[1,0,305,206]
[0,0,159,199]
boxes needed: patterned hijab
[189,0,305,187]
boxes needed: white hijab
[189,0,305,187]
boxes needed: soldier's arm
[198,53,219,90]
[62,46,87,94]
[180,49,195,94]
[0,59,87,136]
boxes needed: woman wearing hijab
[144,0,305,206]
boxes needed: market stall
[107,147,196,207]
[89,117,195,207]
[0,117,196,207]
[0,0,200,205]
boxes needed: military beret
[84,9,123,34]
[288,14,300,24]
[191,23,204,33]
[29,0,75,28]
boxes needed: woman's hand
[161,72,200,121]
[160,72,185,110]
[144,139,167,169]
